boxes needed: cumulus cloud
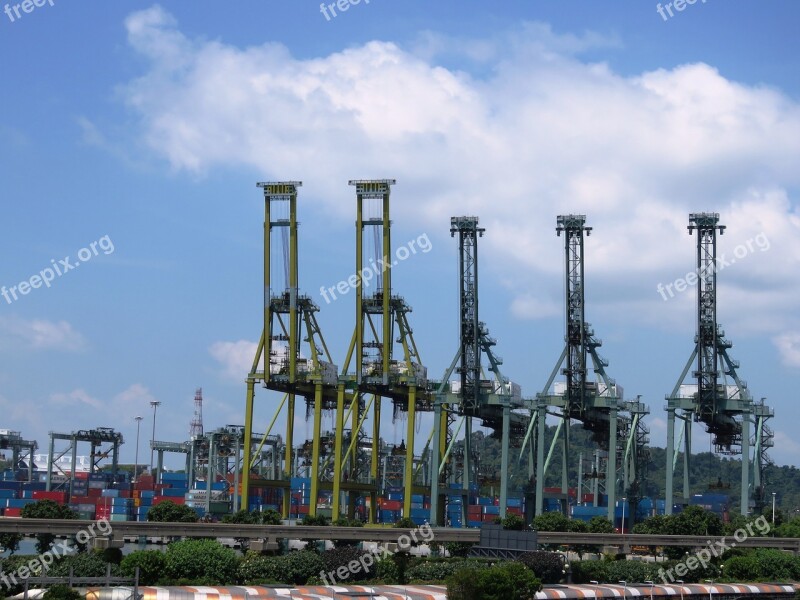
[774,332,800,368]
[50,388,104,410]
[209,340,258,382]
[0,317,86,352]
[117,6,800,342]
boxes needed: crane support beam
[665,213,773,516]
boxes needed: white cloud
[113,384,159,409]
[774,332,800,368]
[209,340,258,382]
[771,430,800,467]
[50,388,104,410]
[0,317,86,352]
[117,7,800,341]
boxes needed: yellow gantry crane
[331,180,432,522]
[242,182,340,517]
[242,180,431,522]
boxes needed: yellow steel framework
[331,180,432,522]
[242,182,340,516]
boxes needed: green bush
[238,550,324,585]
[517,551,565,583]
[447,562,541,600]
[0,533,22,555]
[21,500,78,554]
[406,559,489,583]
[501,514,526,530]
[260,508,283,525]
[0,554,42,596]
[41,585,82,600]
[48,552,119,578]
[571,558,719,584]
[444,542,474,557]
[722,549,800,582]
[147,501,199,523]
[301,514,330,526]
[320,546,375,582]
[163,539,239,585]
[394,517,416,529]
[332,517,364,547]
[120,550,167,585]
[100,547,123,565]
[532,511,570,532]
[375,556,400,583]
[587,516,615,533]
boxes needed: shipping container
[32,491,67,503]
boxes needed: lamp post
[619,580,628,600]
[134,416,143,485]
[149,400,161,475]
[645,580,654,600]
[621,496,627,535]
[772,492,777,527]
[676,580,685,600]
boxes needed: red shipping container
[4,508,22,517]
[152,496,185,506]
[382,500,402,511]
[507,507,523,516]
[295,505,309,514]
[88,488,103,498]
[74,472,90,480]
[582,494,594,504]
[32,491,67,503]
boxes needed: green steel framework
[429,216,528,526]
[526,215,647,522]
[665,213,773,516]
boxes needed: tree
[146,500,199,523]
[500,514,526,531]
[447,562,541,600]
[21,500,78,553]
[41,585,82,600]
[332,516,364,547]
[120,550,167,585]
[532,511,570,550]
[163,539,239,585]
[532,511,569,532]
[0,532,23,555]
[587,516,614,534]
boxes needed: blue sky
[1,1,799,475]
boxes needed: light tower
[149,400,161,475]
[665,213,773,515]
[190,388,204,439]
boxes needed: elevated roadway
[1,519,799,553]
